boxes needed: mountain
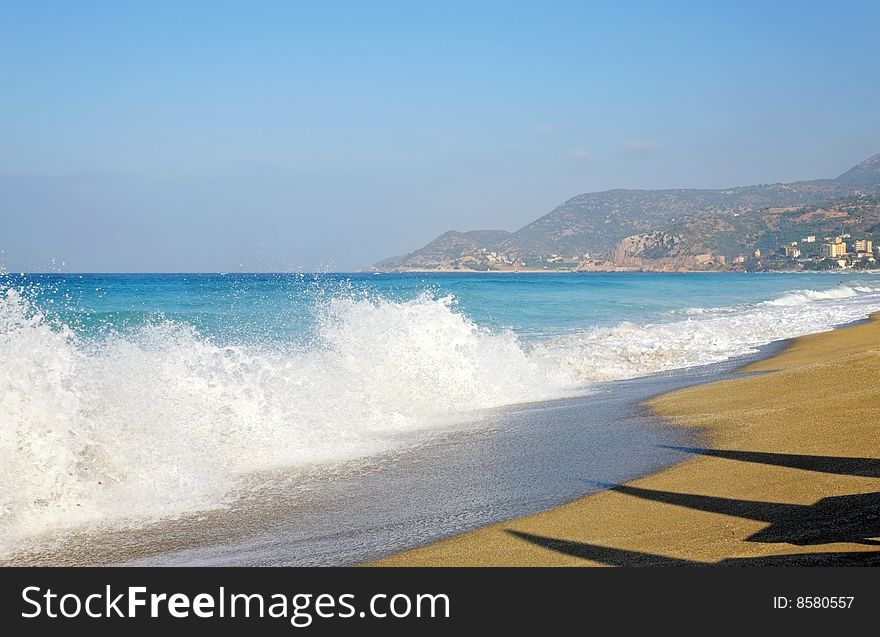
[369,153,880,271]
[835,153,880,185]
[374,230,512,270]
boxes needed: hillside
[370,153,880,271]
[610,194,880,269]
[374,230,512,270]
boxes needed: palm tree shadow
[506,530,880,566]
[659,446,880,478]
[507,530,700,566]
[513,446,880,565]
[594,483,880,546]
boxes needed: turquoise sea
[2,271,880,561]
[6,270,880,339]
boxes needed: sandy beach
[370,314,880,566]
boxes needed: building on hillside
[821,237,847,258]
[802,235,816,243]
[854,239,873,253]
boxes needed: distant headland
[367,153,880,273]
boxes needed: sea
[2,271,880,564]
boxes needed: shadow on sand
[592,483,880,546]
[506,448,880,566]
[506,530,880,566]
[659,446,880,478]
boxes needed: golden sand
[369,314,880,566]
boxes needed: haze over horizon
[2,1,879,272]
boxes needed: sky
[1,1,879,272]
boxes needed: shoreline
[369,314,880,566]
[4,315,876,566]
[366,268,731,274]
[365,268,880,275]
[6,353,755,566]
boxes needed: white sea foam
[763,286,860,306]
[0,290,575,551]
[537,284,880,381]
[3,282,880,552]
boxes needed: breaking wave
[0,289,575,550]
[3,281,880,552]
[763,285,862,306]
[541,284,880,381]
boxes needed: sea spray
[3,278,880,552]
[0,289,576,551]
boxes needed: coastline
[4,304,878,566]
[369,314,880,566]
[365,268,880,275]
[366,268,723,274]
[5,353,749,566]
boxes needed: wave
[763,285,862,306]
[0,289,576,550]
[3,281,880,551]
[540,284,880,381]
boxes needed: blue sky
[2,0,879,271]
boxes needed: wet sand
[371,314,880,566]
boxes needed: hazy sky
[2,1,879,272]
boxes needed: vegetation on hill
[370,154,880,271]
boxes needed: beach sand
[369,314,880,566]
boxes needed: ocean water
[2,270,880,556]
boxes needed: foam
[763,285,861,306]
[538,284,880,381]
[3,281,880,552]
[0,290,575,550]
